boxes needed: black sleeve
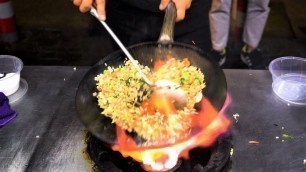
[116,0,161,12]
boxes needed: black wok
[75,3,227,146]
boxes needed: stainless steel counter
[0,66,305,172]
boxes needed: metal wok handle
[158,2,177,45]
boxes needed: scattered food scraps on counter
[282,134,294,140]
[230,148,234,157]
[233,113,239,123]
[248,140,260,144]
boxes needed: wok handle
[158,2,176,45]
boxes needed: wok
[75,3,227,146]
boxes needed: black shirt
[117,0,161,12]
[105,0,212,52]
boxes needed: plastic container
[0,55,23,96]
[269,56,306,105]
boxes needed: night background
[1,0,306,68]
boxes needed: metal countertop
[0,66,305,172]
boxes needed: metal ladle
[89,5,187,107]
[90,7,153,86]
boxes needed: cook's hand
[159,0,192,22]
[73,0,106,21]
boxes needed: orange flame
[145,90,177,115]
[153,55,172,72]
[112,95,231,171]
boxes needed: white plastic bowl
[269,56,306,105]
[0,55,23,96]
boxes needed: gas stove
[86,133,232,172]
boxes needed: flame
[153,55,172,72]
[146,90,177,115]
[112,95,231,171]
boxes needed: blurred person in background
[73,0,213,57]
[209,0,270,69]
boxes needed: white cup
[0,55,23,96]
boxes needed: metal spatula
[89,6,186,107]
[90,7,154,86]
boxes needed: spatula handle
[158,2,177,45]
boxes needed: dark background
[1,0,306,69]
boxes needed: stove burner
[141,159,182,172]
[86,133,232,172]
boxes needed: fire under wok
[75,3,227,146]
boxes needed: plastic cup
[269,56,306,105]
[0,55,23,96]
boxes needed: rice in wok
[94,58,205,142]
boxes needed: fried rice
[94,58,205,142]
